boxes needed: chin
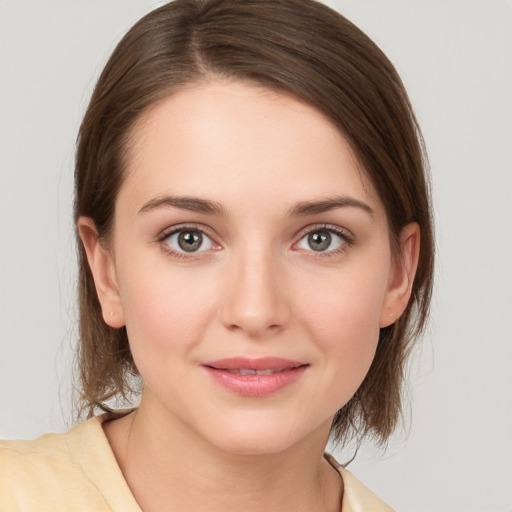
[199,413,329,457]
[212,432,300,456]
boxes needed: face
[80,80,417,455]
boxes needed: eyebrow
[288,195,374,217]
[139,196,227,216]
[138,194,373,217]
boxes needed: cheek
[303,262,388,331]
[298,262,390,387]
[116,263,219,370]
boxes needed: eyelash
[157,224,220,259]
[156,223,354,259]
[294,223,354,258]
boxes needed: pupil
[308,231,331,251]
[178,231,202,252]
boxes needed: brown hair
[74,0,434,445]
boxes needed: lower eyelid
[167,231,213,251]
[156,225,222,256]
[156,224,353,258]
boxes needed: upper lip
[202,357,307,371]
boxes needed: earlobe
[379,222,420,328]
[77,217,125,328]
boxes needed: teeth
[227,368,285,375]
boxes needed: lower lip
[203,366,308,397]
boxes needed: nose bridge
[222,239,289,337]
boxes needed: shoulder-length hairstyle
[75,0,434,446]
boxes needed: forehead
[119,80,382,216]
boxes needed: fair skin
[79,80,419,512]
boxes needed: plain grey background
[1,1,511,511]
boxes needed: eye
[297,229,346,253]
[164,229,214,253]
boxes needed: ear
[379,222,420,328]
[77,217,125,328]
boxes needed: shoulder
[0,422,85,487]
[325,453,395,512]
[339,467,395,512]
[0,415,137,511]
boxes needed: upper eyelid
[294,223,353,240]
[156,222,353,247]
[157,223,217,241]
[157,224,220,257]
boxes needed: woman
[0,0,434,510]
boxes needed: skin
[79,80,419,512]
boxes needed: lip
[202,357,308,397]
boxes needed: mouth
[203,357,307,373]
[219,367,298,375]
[201,358,308,397]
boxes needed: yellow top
[0,415,393,511]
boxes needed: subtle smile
[221,368,293,375]
[202,358,309,397]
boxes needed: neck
[104,398,342,512]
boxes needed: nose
[221,248,290,338]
